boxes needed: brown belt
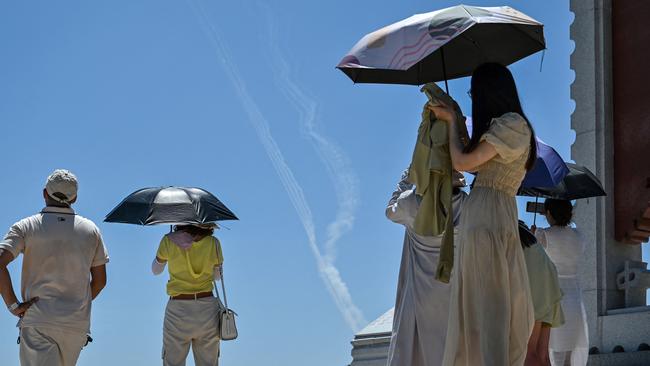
[170,291,214,300]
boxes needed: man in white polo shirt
[0,169,109,366]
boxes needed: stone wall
[570,0,650,362]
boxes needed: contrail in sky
[187,0,366,331]
[263,8,365,330]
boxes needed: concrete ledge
[349,334,391,366]
[599,311,650,352]
[588,351,650,366]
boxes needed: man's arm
[90,265,107,300]
[0,250,38,317]
[0,250,20,307]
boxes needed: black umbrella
[105,186,238,226]
[518,163,606,200]
[337,5,545,88]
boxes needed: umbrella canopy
[105,186,238,226]
[518,163,606,200]
[520,139,570,188]
[337,5,545,85]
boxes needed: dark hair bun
[544,199,573,226]
[174,225,214,237]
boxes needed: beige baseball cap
[45,169,78,204]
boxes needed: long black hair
[466,63,537,171]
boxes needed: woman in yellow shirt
[152,223,224,366]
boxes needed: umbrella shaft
[441,47,449,94]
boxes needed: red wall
[612,1,650,242]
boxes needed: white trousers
[163,297,221,366]
[19,326,87,366]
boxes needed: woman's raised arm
[429,104,498,172]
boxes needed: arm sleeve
[213,264,222,281]
[156,236,169,261]
[152,258,166,275]
[0,221,27,259]
[385,169,416,225]
[91,227,110,267]
[535,228,548,249]
[480,113,532,163]
[214,238,224,266]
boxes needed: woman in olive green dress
[519,221,564,366]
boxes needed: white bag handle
[215,267,230,310]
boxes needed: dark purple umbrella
[517,137,569,225]
[520,138,570,188]
[466,117,569,188]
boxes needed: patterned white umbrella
[337,5,544,86]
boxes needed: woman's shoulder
[549,225,577,234]
[197,235,219,244]
[490,112,529,132]
[549,226,585,244]
[481,112,531,162]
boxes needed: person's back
[537,226,584,277]
[385,169,467,366]
[0,169,108,366]
[158,232,221,297]
[534,199,588,366]
[9,208,106,332]
[153,223,224,366]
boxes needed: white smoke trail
[263,9,364,323]
[187,0,366,331]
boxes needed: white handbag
[215,267,238,341]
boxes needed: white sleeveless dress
[535,226,589,366]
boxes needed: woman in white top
[533,199,589,366]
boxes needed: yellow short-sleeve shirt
[156,235,224,296]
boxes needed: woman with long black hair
[430,62,536,366]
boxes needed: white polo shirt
[0,206,109,333]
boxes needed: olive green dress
[443,113,535,366]
[523,242,565,327]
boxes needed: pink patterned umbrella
[337,5,544,86]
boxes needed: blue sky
[0,1,647,365]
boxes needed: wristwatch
[8,302,20,312]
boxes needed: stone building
[349,1,650,365]
[568,0,650,364]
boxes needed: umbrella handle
[533,196,539,226]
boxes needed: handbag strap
[213,237,229,309]
[218,267,228,309]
